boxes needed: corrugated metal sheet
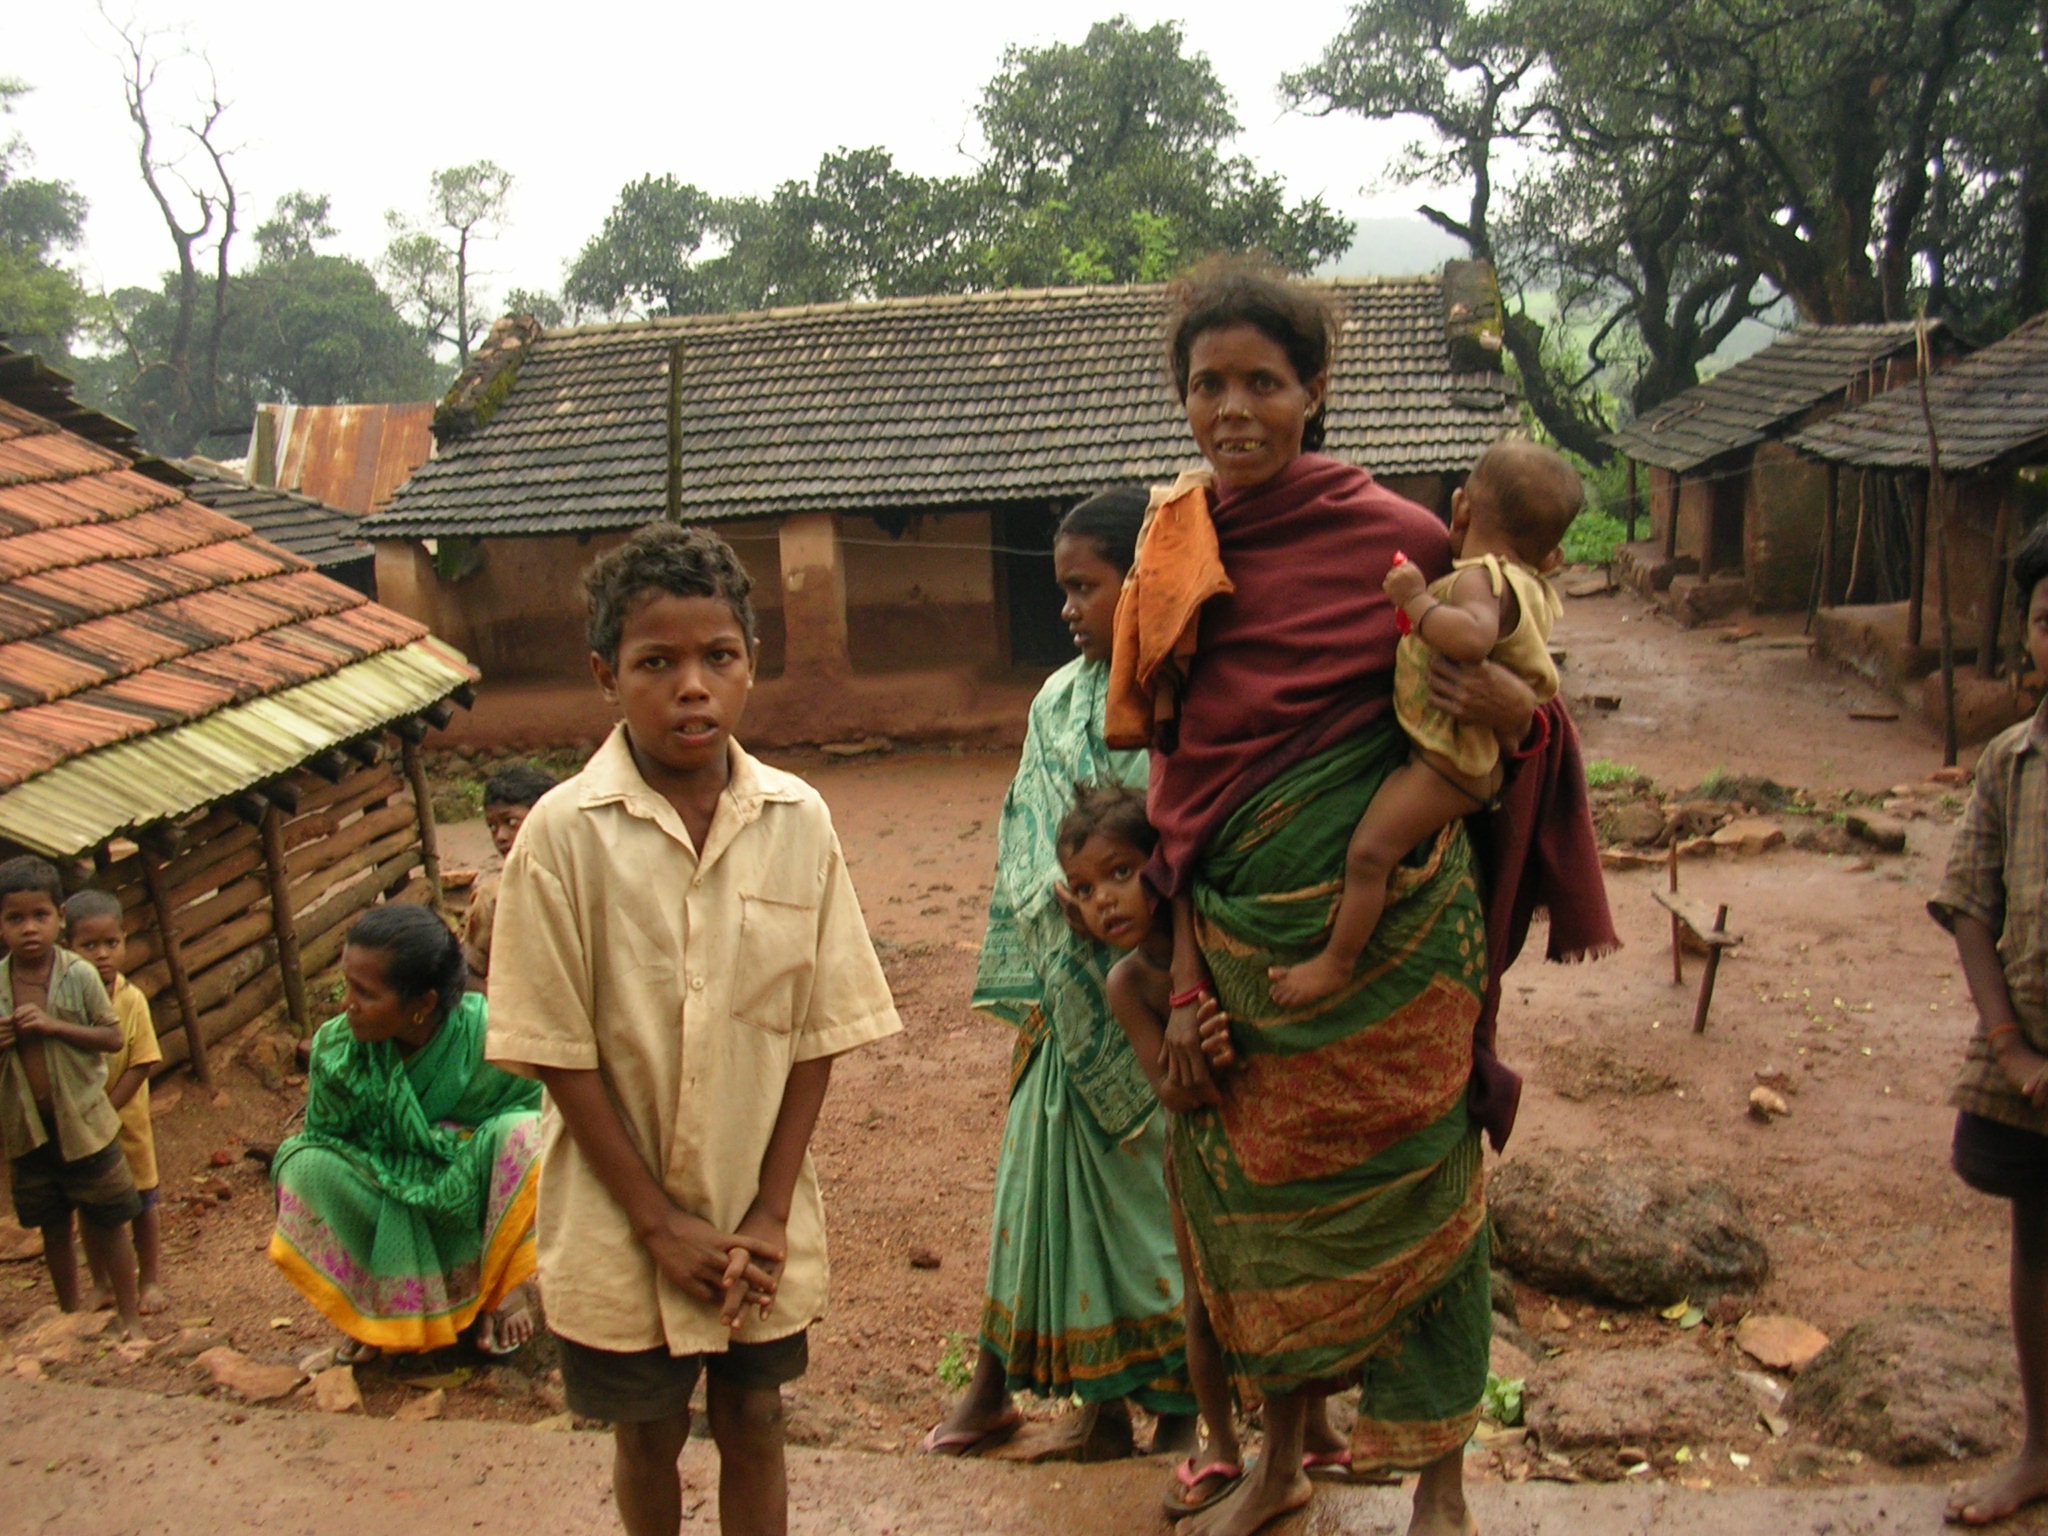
[0,637,472,855]
[259,402,436,516]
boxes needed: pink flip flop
[1163,1457,1245,1519]
[1302,1448,1353,1479]
[918,1408,1023,1458]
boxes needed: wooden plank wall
[92,750,426,1071]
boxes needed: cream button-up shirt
[486,726,901,1354]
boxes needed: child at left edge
[0,856,145,1338]
[65,889,168,1314]
[487,524,902,1536]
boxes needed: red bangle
[1508,705,1552,760]
[1168,985,1210,1010]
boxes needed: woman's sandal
[1162,1457,1245,1519]
[335,1339,381,1366]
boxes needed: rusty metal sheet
[264,402,435,516]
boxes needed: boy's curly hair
[584,523,756,665]
[483,763,558,809]
[2015,519,2048,605]
[0,855,63,907]
[1055,783,1157,864]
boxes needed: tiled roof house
[1604,323,1949,615]
[178,462,377,596]
[1792,314,2048,690]
[0,343,476,1075]
[364,274,1517,747]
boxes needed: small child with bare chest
[1267,441,1583,1008]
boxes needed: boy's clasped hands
[0,1003,60,1048]
[644,1202,787,1328]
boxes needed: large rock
[1490,1150,1770,1307]
[194,1346,304,1403]
[1527,1347,1758,1450]
[1787,1304,2017,1464]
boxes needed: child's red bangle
[1168,984,1211,1010]
[1508,706,1552,760]
[1989,1022,2023,1047]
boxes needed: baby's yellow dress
[1392,553,1563,779]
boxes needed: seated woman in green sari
[1109,259,1546,1536]
[270,904,542,1362]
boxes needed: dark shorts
[1953,1110,2048,1200]
[555,1329,808,1423]
[137,1185,159,1211]
[11,1138,143,1231]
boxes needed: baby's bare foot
[1268,954,1351,1009]
[87,1286,114,1313]
[138,1282,169,1316]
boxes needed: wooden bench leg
[1669,843,1684,985]
[1692,903,1730,1034]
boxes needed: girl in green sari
[270,904,541,1361]
[923,488,1196,1459]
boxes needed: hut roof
[1604,323,1927,473]
[1787,314,2048,471]
[368,277,1519,539]
[0,345,474,857]
[253,401,436,516]
[177,465,374,576]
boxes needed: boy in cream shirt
[488,525,900,1536]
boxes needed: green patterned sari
[970,657,1193,1411]
[1173,721,1492,1469]
[269,992,542,1352]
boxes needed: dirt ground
[3,584,2038,1526]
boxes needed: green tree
[381,160,512,364]
[0,79,92,358]
[976,16,1352,285]
[103,193,442,452]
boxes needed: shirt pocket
[732,891,819,1034]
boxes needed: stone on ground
[1711,816,1784,854]
[1843,811,1908,853]
[1735,1314,1828,1373]
[1787,1303,2016,1464]
[309,1364,362,1413]
[1490,1150,1771,1306]
[1527,1347,1758,1453]
[1603,801,1667,847]
[194,1346,304,1402]
[393,1387,445,1422]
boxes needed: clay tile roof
[0,343,476,855]
[1787,314,2048,471]
[369,278,1519,538]
[1605,323,1930,473]
[177,464,375,575]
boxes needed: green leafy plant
[1584,758,1645,789]
[1562,507,1627,566]
[1481,1371,1525,1427]
[935,1332,973,1390]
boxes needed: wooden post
[138,848,213,1086]
[258,805,310,1033]
[1982,488,2013,679]
[1626,458,1640,544]
[1663,473,1679,561]
[1668,842,1684,986]
[1916,318,1959,767]
[1816,461,1840,619]
[1907,474,1929,648]
[1846,469,1870,604]
[401,736,443,906]
[1691,904,1731,1034]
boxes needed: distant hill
[1320,216,1470,278]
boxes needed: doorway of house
[998,502,1075,667]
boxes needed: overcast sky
[12,0,1454,307]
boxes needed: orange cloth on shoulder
[1105,468,1232,751]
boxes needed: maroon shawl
[1144,453,1451,897]
[1466,698,1620,1149]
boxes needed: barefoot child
[1268,439,1581,1007]
[1933,521,2048,1528]
[64,890,167,1315]
[0,858,144,1338]
[462,763,558,986]
[488,524,901,1536]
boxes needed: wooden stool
[1651,843,1743,1033]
